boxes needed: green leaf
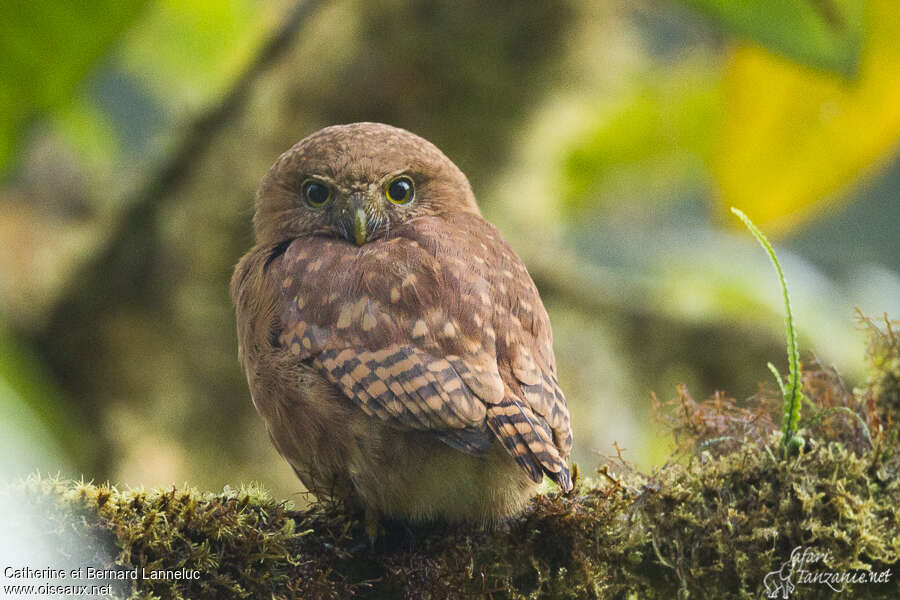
[679,0,864,76]
[0,0,149,172]
[714,0,900,236]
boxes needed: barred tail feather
[487,395,572,491]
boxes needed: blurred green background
[1,0,898,500]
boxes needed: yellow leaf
[714,0,900,236]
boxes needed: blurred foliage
[0,323,85,477]
[0,0,898,505]
[0,0,149,171]
[560,61,719,214]
[121,0,276,105]
[680,0,863,76]
[717,0,900,235]
[561,1,899,236]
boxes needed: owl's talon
[566,462,580,495]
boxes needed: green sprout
[731,208,805,454]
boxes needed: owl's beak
[353,208,368,246]
[344,193,369,246]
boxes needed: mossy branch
[4,328,899,600]
[7,440,898,600]
[731,208,804,451]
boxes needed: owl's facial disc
[298,166,421,246]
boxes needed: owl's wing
[474,226,573,492]
[275,237,504,456]
[314,345,495,454]
[275,225,572,490]
[486,364,572,489]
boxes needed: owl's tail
[487,394,573,492]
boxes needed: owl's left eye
[302,180,331,207]
[385,176,414,205]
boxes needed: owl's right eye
[302,180,331,207]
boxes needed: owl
[231,123,572,530]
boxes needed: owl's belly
[347,429,537,525]
[255,365,536,525]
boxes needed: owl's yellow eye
[302,180,331,207]
[385,176,414,205]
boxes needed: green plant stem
[731,208,802,448]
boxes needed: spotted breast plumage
[231,122,572,528]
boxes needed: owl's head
[253,122,480,245]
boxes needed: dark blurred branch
[31,0,324,465]
[36,1,323,344]
[47,0,323,316]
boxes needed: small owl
[231,123,572,529]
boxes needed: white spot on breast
[336,305,353,329]
[412,319,428,339]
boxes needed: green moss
[4,320,899,599]
[6,481,310,599]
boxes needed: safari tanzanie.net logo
[763,546,892,598]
